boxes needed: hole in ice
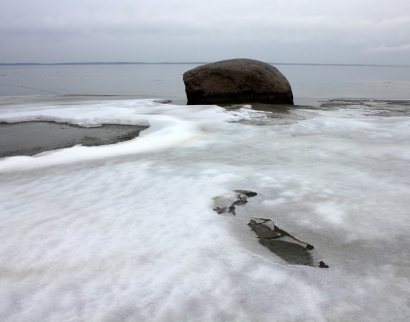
[0,121,149,158]
[213,190,329,268]
[248,218,320,267]
[213,190,257,215]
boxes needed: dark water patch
[320,99,372,109]
[250,103,319,112]
[247,218,324,267]
[222,102,320,112]
[220,103,316,125]
[259,238,314,266]
[0,121,149,158]
[212,190,328,268]
[153,99,173,104]
[320,98,410,116]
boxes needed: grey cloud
[0,0,409,64]
[365,44,410,52]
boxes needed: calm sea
[1,64,409,105]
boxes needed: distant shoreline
[1,62,409,67]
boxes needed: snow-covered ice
[0,98,409,321]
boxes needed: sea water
[0,64,409,321]
[1,63,410,101]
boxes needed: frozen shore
[0,97,409,321]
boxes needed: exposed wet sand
[0,121,149,158]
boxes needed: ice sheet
[0,98,409,321]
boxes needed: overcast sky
[1,0,409,65]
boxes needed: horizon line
[0,61,409,67]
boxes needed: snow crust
[0,99,410,321]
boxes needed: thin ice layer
[0,98,410,321]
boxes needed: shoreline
[1,96,409,158]
[0,121,148,158]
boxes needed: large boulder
[183,58,293,105]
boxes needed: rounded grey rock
[183,58,293,105]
